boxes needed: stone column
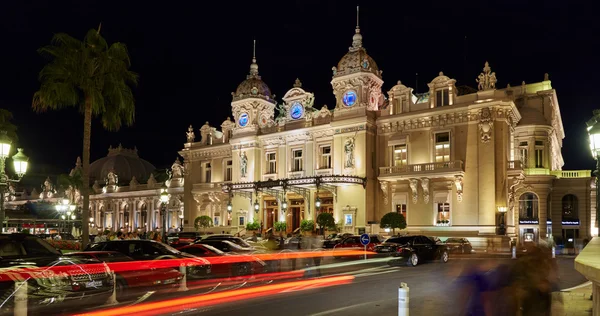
[132,201,138,229]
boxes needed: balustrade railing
[379,160,463,176]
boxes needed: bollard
[14,281,27,316]
[106,272,118,305]
[398,282,409,316]
[178,264,188,292]
[552,246,556,258]
[511,246,516,259]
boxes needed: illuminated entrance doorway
[288,197,305,234]
[264,198,279,230]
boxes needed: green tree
[379,212,407,235]
[316,212,335,237]
[0,109,18,144]
[194,216,212,232]
[32,26,138,249]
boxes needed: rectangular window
[395,203,407,219]
[393,144,407,167]
[435,89,450,107]
[519,148,528,166]
[205,163,211,183]
[238,216,245,226]
[344,214,353,226]
[535,149,543,168]
[437,203,450,222]
[224,160,232,181]
[266,152,277,174]
[435,132,450,162]
[393,100,401,115]
[535,140,543,146]
[213,217,219,226]
[292,149,303,172]
[320,145,332,169]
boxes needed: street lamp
[227,200,233,214]
[498,206,508,235]
[588,110,600,232]
[160,184,169,242]
[315,197,322,209]
[0,131,28,232]
[179,214,184,231]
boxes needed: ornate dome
[232,41,274,102]
[333,22,381,79]
[89,145,156,185]
[234,76,273,101]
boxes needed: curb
[560,281,592,292]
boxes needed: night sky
[1,0,599,184]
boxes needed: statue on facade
[304,95,315,108]
[344,137,355,168]
[476,61,497,91]
[186,125,195,143]
[41,177,55,198]
[331,66,337,76]
[240,151,248,178]
[171,158,185,178]
[106,171,118,186]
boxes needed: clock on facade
[342,91,357,107]
[239,113,249,127]
[290,102,304,119]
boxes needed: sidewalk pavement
[552,283,592,316]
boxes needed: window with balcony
[436,203,450,223]
[435,89,450,107]
[519,192,539,221]
[319,145,332,169]
[205,163,211,183]
[224,160,232,181]
[434,132,450,162]
[562,194,578,221]
[292,149,303,172]
[393,144,407,167]
[266,152,277,174]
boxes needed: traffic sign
[360,233,370,246]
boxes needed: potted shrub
[246,220,260,234]
[274,221,287,233]
[300,219,315,235]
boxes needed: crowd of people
[92,230,165,243]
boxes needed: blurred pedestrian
[94,231,103,243]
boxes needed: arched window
[562,194,578,220]
[519,192,538,219]
[141,204,148,225]
[123,205,130,224]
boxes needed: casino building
[178,21,596,245]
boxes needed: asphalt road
[188,257,586,316]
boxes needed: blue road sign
[360,233,370,246]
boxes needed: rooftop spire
[249,39,259,77]
[350,6,363,51]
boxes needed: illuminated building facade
[178,22,595,244]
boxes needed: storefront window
[519,192,538,219]
[562,194,578,220]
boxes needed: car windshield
[151,242,181,255]
[384,236,415,245]
[445,238,462,243]
[200,244,225,255]
[0,235,61,257]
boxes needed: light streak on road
[73,275,355,316]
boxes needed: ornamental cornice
[187,146,232,161]
[231,142,259,150]
[377,105,517,135]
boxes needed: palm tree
[32,26,138,248]
[0,109,19,144]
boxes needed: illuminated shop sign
[562,220,580,225]
[519,220,539,224]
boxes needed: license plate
[163,279,176,284]
[85,280,102,288]
[379,248,390,252]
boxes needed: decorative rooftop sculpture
[476,61,497,91]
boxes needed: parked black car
[374,235,449,267]
[84,240,211,279]
[443,237,473,254]
[197,239,254,253]
[0,234,113,314]
[322,233,353,249]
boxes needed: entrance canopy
[222,175,367,213]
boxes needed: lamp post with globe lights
[587,109,600,231]
[55,198,76,233]
[0,131,29,232]
[160,184,170,243]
